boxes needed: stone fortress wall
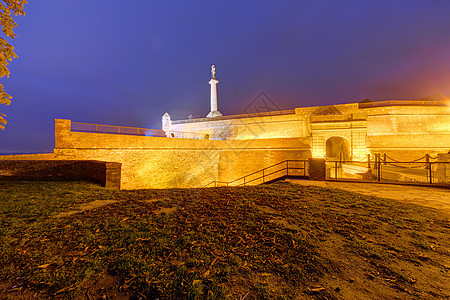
[1,119,311,189]
[366,105,450,160]
[166,101,450,161]
[1,100,449,189]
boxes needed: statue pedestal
[207,110,223,118]
[207,77,221,118]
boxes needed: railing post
[377,155,381,181]
[335,161,338,179]
[429,162,432,184]
[286,160,289,176]
[380,160,382,181]
[367,154,371,169]
[383,154,386,165]
[262,169,265,183]
[243,177,246,186]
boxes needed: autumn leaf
[0,0,27,129]
[192,279,202,286]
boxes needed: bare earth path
[287,179,450,213]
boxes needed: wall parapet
[359,100,448,109]
[171,109,296,125]
[0,160,121,189]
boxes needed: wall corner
[55,119,72,149]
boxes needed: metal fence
[326,154,450,185]
[164,131,208,139]
[204,160,309,187]
[172,109,296,125]
[71,122,207,139]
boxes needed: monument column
[207,65,223,118]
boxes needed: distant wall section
[168,111,307,140]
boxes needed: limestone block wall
[0,153,56,160]
[4,102,447,188]
[437,154,450,183]
[168,112,307,140]
[217,148,311,183]
[51,148,220,189]
[53,142,310,189]
[310,117,368,160]
[366,106,450,160]
[309,158,326,180]
[0,160,121,189]
[49,119,312,189]
[367,106,450,136]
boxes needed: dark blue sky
[1,0,450,153]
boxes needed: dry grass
[0,180,449,299]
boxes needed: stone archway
[326,137,350,160]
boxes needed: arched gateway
[326,137,350,160]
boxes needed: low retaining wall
[0,160,121,189]
[309,158,326,180]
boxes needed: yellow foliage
[0,0,26,129]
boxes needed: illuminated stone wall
[366,106,450,160]
[168,113,307,140]
[48,119,311,189]
[1,101,448,189]
[0,160,121,189]
[167,102,450,162]
[310,113,368,160]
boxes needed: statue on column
[211,65,216,79]
[207,64,222,117]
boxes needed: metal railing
[172,109,296,125]
[164,131,209,139]
[326,154,450,185]
[71,122,207,139]
[71,122,166,137]
[204,160,309,188]
[358,100,448,109]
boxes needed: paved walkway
[286,179,450,213]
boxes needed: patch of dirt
[258,204,304,231]
[0,281,47,299]
[142,198,167,204]
[288,179,450,212]
[55,200,118,218]
[312,235,415,300]
[154,206,177,215]
[0,273,133,299]
[80,272,133,300]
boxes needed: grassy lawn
[0,180,449,299]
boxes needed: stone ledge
[0,160,122,189]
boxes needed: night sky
[1,0,450,154]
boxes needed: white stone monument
[162,112,171,131]
[207,65,222,118]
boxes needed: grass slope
[0,180,449,299]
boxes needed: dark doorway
[326,137,350,160]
